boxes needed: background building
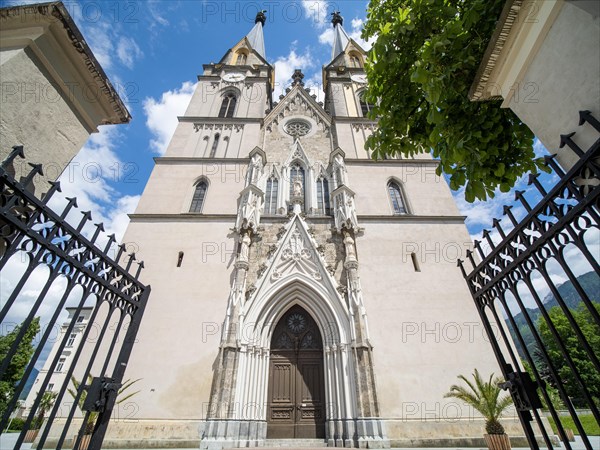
[22,307,93,416]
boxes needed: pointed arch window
[388,181,407,215]
[316,177,331,215]
[265,176,279,215]
[289,163,305,211]
[190,180,208,213]
[350,53,362,68]
[209,133,220,158]
[219,92,237,118]
[236,52,248,65]
[359,91,374,117]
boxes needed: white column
[259,349,269,421]
[341,344,354,418]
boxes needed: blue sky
[0,0,560,242]
[1,1,597,337]
[1,0,376,242]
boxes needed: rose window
[285,120,311,137]
[287,313,307,333]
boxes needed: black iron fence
[0,146,150,449]
[459,111,600,449]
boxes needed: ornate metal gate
[459,111,599,449]
[0,146,150,449]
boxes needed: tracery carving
[271,306,322,350]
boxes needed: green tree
[521,359,565,411]
[362,0,545,202]
[0,317,40,417]
[445,369,513,434]
[32,390,58,429]
[538,303,600,407]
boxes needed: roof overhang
[0,1,131,129]
[469,0,563,105]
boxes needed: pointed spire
[331,11,350,61]
[245,10,267,59]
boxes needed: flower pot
[484,433,511,450]
[23,429,39,443]
[73,434,92,450]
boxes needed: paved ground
[1,433,598,450]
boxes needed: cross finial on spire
[291,69,305,87]
[331,11,343,27]
[255,10,267,26]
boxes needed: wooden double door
[267,306,326,439]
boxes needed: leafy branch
[362,0,547,202]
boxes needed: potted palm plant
[24,391,57,443]
[69,375,141,450]
[445,369,513,450]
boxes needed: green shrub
[7,417,25,431]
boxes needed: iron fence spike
[473,240,486,260]
[23,163,43,185]
[42,181,62,203]
[60,197,78,219]
[493,218,506,239]
[514,190,532,212]
[76,211,92,231]
[543,154,565,177]
[1,145,25,169]
[560,132,584,157]
[503,205,518,227]
[103,234,116,254]
[578,110,600,131]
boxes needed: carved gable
[264,85,331,133]
[245,215,342,308]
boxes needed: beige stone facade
[100,14,519,449]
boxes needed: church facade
[111,12,520,448]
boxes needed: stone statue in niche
[239,232,252,262]
[292,179,303,197]
[343,231,357,261]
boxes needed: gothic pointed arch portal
[201,215,389,449]
[267,305,326,439]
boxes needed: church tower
[117,12,505,449]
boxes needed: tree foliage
[362,0,545,202]
[444,369,513,434]
[537,303,600,408]
[0,317,40,418]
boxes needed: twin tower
[113,11,505,449]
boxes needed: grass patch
[547,414,600,435]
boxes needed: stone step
[262,439,328,448]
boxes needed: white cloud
[349,17,373,51]
[318,15,373,52]
[302,0,330,29]
[318,28,334,46]
[82,22,114,69]
[273,46,315,98]
[148,0,170,27]
[116,36,143,70]
[46,126,141,244]
[143,81,197,155]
